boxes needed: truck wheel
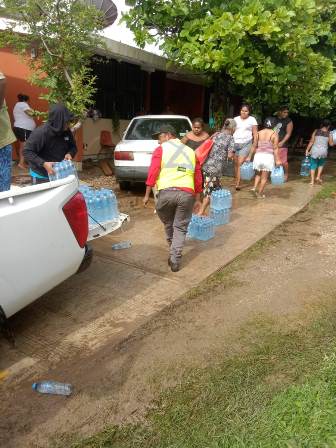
[119,181,131,191]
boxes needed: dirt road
[0,175,331,447]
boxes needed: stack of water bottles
[48,160,77,181]
[79,185,119,227]
[240,161,255,181]
[210,188,232,226]
[271,166,285,185]
[187,215,215,241]
[300,156,311,177]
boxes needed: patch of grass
[71,303,336,448]
[312,179,336,202]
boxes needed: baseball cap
[152,124,177,139]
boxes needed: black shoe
[168,257,180,272]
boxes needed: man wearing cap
[143,125,202,272]
[0,72,16,192]
[24,103,77,184]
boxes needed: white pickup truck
[0,175,127,333]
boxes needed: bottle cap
[32,383,37,390]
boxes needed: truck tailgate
[0,177,85,318]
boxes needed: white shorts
[253,152,274,172]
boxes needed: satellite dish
[85,0,118,28]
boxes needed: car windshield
[125,118,191,140]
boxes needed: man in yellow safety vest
[143,125,202,272]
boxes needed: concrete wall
[82,118,130,158]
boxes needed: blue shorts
[0,144,12,192]
[310,158,326,170]
[234,141,252,158]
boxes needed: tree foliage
[124,0,336,116]
[1,0,105,117]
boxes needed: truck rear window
[125,118,191,140]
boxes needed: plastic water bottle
[211,189,232,210]
[300,157,311,177]
[210,208,231,226]
[195,216,215,241]
[48,167,55,181]
[100,192,108,222]
[112,241,132,250]
[87,196,95,225]
[93,193,102,222]
[271,166,285,185]
[64,160,71,177]
[51,164,59,180]
[32,381,72,396]
[240,162,254,181]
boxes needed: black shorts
[13,127,32,142]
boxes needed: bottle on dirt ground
[32,381,73,396]
[112,241,132,250]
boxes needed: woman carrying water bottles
[233,104,258,190]
[198,118,236,216]
[24,104,77,184]
[246,117,281,198]
[305,120,334,186]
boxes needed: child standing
[306,120,334,185]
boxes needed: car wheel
[119,181,131,191]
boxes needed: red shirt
[146,145,203,195]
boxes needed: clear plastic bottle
[87,197,95,225]
[94,193,103,222]
[112,241,132,250]
[32,381,72,396]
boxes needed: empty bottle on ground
[32,381,73,396]
[112,241,132,250]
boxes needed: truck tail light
[114,151,134,161]
[63,192,88,248]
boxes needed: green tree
[1,0,105,117]
[124,0,336,116]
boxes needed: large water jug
[210,208,230,226]
[240,162,254,181]
[300,157,310,177]
[271,166,285,185]
[331,130,336,145]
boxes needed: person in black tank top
[181,117,209,150]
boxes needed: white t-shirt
[13,101,36,131]
[233,115,258,144]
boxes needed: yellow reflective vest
[156,139,196,191]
